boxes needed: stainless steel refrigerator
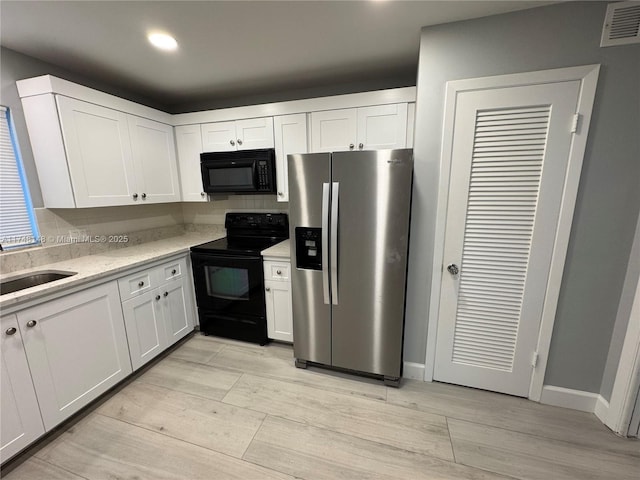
[288,149,413,386]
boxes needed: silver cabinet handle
[447,264,459,275]
[278,192,283,196]
[163,291,169,297]
[201,192,206,197]
[133,193,138,199]
[138,281,145,287]
[141,193,147,199]
[265,287,271,292]
[171,269,177,275]
[237,139,243,145]
[230,139,236,146]
[330,182,340,305]
[276,269,282,275]
[5,327,17,336]
[26,320,37,328]
[322,182,331,305]
[349,143,354,150]
[358,143,364,150]
[155,295,161,301]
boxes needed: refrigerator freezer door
[330,149,413,378]
[288,153,332,365]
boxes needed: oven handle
[191,253,262,262]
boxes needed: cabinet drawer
[264,261,290,281]
[118,271,154,301]
[158,257,187,283]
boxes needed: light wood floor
[4,334,639,479]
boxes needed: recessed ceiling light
[148,32,178,51]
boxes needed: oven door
[190,252,265,318]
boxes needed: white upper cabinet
[274,113,308,202]
[57,96,136,207]
[175,124,207,202]
[356,103,408,150]
[18,76,180,208]
[310,108,357,153]
[310,103,408,153]
[201,117,274,152]
[128,115,180,204]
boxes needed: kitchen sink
[0,270,77,295]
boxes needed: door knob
[447,264,459,275]
[155,295,161,301]
[265,287,271,292]
[276,269,282,275]
[237,139,243,146]
[201,192,206,197]
[230,139,236,146]
[141,193,147,199]
[133,193,138,200]
[26,320,37,328]
[138,281,145,287]
[358,143,364,150]
[171,269,177,275]
[349,143,355,150]
[5,327,17,336]
[163,291,169,297]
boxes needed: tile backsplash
[1,197,287,274]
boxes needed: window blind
[0,106,38,248]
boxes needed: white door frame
[424,64,600,401]
[604,210,640,435]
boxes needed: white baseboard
[594,395,610,423]
[540,385,599,413]
[403,362,425,380]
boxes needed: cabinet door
[236,117,275,150]
[122,289,168,371]
[310,108,357,153]
[160,278,195,347]
[1,314,45,463]
[265,280,293,343]
[56,95,136,207]
[128,116,181,204]
[274,114,308,202]
[175,124,207,202]
[356,103,408,150]
[17,282,132,431]
[201,121,237,152]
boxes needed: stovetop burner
[190,212,289,256]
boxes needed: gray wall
[0,47,169,208]
[408,1,640,393]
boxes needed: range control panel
[295,227,322,270]
[225,212,288,229]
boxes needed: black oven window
[204,266,250,300]
[209,167,253,187]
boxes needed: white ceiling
[1,1,552,110]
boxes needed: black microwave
[200,148,276,194]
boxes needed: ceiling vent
[601,2,640,47]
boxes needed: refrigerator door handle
[331,182,339,305]
[322,182,331,305]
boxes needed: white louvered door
[434,81,581,397]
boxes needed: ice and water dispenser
[295,227,322,270]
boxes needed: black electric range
[190,213,288,345]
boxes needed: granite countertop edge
[261,239,291,259]
[0,232,225,310]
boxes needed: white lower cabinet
[119,256,195,371]
[263,259,293,343]
[16,282,132,431]
[1,314,45,464]
[122,290,167,371]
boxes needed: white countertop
[261,239,291,259]
[0,231,224,311]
